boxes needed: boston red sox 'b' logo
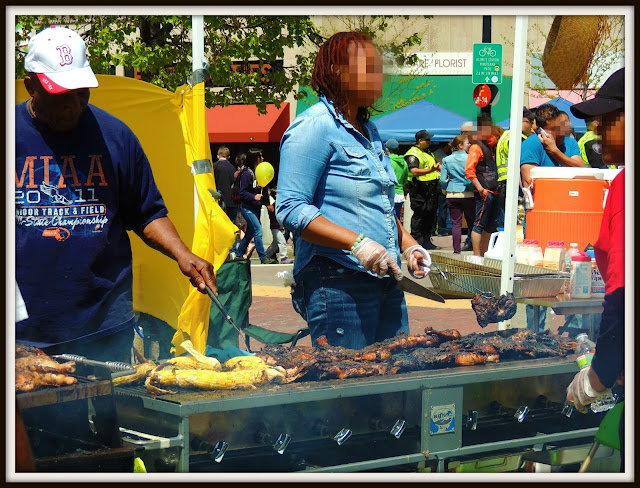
[56,45,74,66]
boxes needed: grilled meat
[424,327,461,341]
[471,292,518,328]
[304,360,400,381]
[225,328,577,386]
[15,344,77,392]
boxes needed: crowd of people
[15,26,625,473]
[384,99,610,259]
[213,145,293,265]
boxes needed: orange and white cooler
[524,167,622,252]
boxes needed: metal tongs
[429,262,494,298]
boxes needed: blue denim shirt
[276,96,399,276]
[440,150,473,192]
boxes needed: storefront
[207,102,291,173]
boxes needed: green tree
[15,15,319,112]
[301,15,434,113]
[15,15,433,113]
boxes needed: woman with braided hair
[276,32,431,349]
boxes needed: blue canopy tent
[374,100,467,144]
[498,97,587,135]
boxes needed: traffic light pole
[482,15,492,119]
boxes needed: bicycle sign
[473,43,502,85]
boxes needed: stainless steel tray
[429,272,568,298]
[430,252,555,277]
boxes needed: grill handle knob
[561,401,575,417]
[390,419,406,439]
[273,433,291,455]
[464,410,478,430]
[515,405,530,423]
[333,428,352,446]
[212,441,228,463]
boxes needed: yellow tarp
[171,79,237,355]
[15,75,236,350]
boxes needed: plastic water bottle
[276,270,295,287]
[575,333,618,413]
[565,242,580,273]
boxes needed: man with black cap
[15,26,217,362]
[494,106,536,228]
[404,129,441,250]
[565,67,625,472]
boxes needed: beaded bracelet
[350,233,365,254]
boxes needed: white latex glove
[565,366,606,413]
[352,237,402,278]
[404,244,432,279]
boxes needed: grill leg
[177,416,190,472]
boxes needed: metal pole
[499,15,528,330]
[191,15,205,227]
[481,16,492,119]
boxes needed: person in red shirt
[564,67,625,471]
[465,113,500,256]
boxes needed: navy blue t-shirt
[15,102,168,348]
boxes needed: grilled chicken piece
[423,327,461,341]
[15,344,77,392]
[471,292,517,328]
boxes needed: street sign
[473,84,491,108]
[473,84,500,108]
[473,43,503,85]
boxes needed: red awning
[206,102,290,143]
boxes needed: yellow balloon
[255,161,275,187]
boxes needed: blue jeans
[237,206,267,260]
[291,256,409,349]
[226,206,240,254]
[526,305,547,331]
[472,191,501,235]
[394,202,404,221]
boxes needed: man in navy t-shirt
[15,26,217,362]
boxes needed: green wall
[295,75,514,124]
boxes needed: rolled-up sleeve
[465,145,483,181]
[275,116,329,237]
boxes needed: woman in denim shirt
[439,135,476,254]
[276,32,431,349]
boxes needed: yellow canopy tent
[15,74,236,354]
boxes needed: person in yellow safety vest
[494,106,535,229]
[577,118,612,169]
[404,129,441,250]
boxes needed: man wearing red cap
[15,26,217,361]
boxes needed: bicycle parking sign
[473,43,502,85]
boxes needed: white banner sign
[391,52,473,76]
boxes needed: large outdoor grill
[113,356,611,473]
[17,369,140,472]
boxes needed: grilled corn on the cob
[167,356,221,371]
[223,355,267,371]
[146,367,285,394]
